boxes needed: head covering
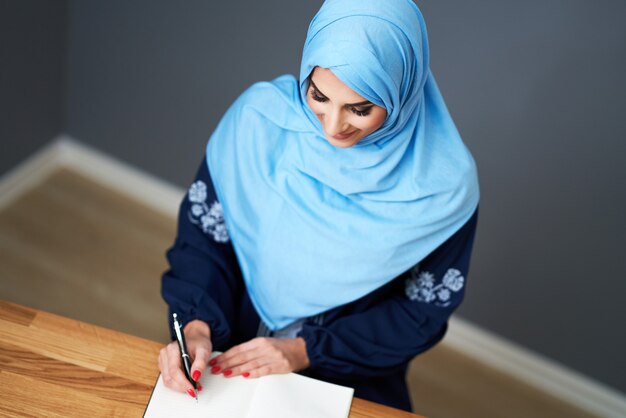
[206,0,479,330]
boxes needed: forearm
[300,300,448,379]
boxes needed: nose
[324,107,349,136]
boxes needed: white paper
[247,373,354,418]
[144,373,258,418]
[144,368,353,418]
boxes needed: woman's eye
[351,107,372,117]
[310,89,328,103]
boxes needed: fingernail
[243,372,250,378]
[187,389,195,398]
[197,384,203,392]
[223,370,232,377]
[209,359,217,366]
[192,370,201,381]
[211,366,221,374]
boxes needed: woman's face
[306,67,387,148]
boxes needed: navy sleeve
[161,159,241,350]
[299,208,479,379]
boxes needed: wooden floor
[0,169,174,343]
[0,168,599,418]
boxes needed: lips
[332,130,357,140]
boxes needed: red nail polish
[211,366,221,374]
[187,389,195,398]
[223,370,232,377]
[243,372,250,378]
[197,384,203,392]
[209,359,217,366]
[192,370,201,381]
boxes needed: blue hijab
[207,0,479,330]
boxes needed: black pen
[172,313,198,402]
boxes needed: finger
[246,353,294,376]
[158,348,168,377]
[218,347,265,373]
[166,342,196,392]
[222,357,267,378]
[227,339,299,377]
[218,338,265,362]
[190,342,211,382]
[240,364,273,379]
[159,346,179,389]
[215,337,267,367]
[222,344,293,378]
[216,340,269,375]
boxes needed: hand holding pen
[173,313,199,401]
[157,316,213,399]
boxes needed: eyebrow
[310,79,373,107]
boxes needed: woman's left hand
[210,337,310,379]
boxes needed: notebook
[143,366,354,418]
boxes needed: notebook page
[143,372,258,418]
[247,373,354,418]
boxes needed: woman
[158,0,479,411]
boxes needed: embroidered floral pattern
[405,267,464,307]
[442,268,464,292]
[187,180,229,243]
[188,181,207,203]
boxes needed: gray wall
[3,0,626,394]
[419,1,626,394]
[66,0,321,186]
[0,0,67,170]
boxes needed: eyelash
[310,89,328,103]
[309,88,372,117]
[352,108,371,117]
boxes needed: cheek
[355,111,386,133]
[306,96,324,116]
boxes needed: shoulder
[224,74,308,132]
[234,74,300,109]
[206,75,305,154]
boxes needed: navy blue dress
[162,159,478,412]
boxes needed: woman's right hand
[158,319,212,397]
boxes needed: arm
[159,158,244,395]
[300,208,479,380]
[161,158,241,350]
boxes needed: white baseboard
[0,139,65,210]
[2,136,625,417]
[0,135,184,217]
[446,317,626,417]
[54,135,184,218]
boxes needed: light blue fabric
[206,0,479,330]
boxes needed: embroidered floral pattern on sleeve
[405,267,465,307]
[187,180,230,243]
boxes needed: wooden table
[0,301,421,417]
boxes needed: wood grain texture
[0,301,156,417]
[0,301,36,326]
[350,399,419,418]
[0,371,143,418]
[29,312,162,386]
[0,301,421,417]
[0,341,150,406]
